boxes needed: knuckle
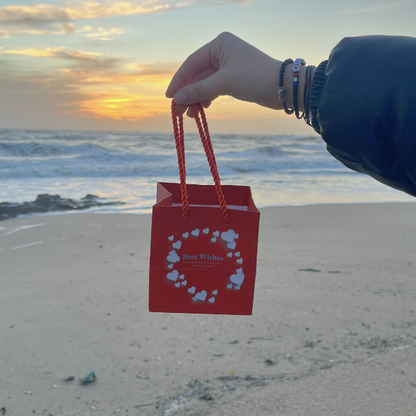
[216,31,234,43]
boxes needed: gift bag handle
[171,100,229,224]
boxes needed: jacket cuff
[309,60,328,134]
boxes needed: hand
[166,32,285,117]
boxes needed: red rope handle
[171,100,229,224]
[171,100,188,221]
[190,104,229,224]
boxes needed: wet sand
[1,203,415,415]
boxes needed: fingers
[173,70,226,107]
[185,97,218,118]
[165,40,214,99]
[173,96,218,118]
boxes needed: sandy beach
[1,203,416,415]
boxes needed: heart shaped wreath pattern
[165,228,244,304]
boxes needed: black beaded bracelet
[278,59,294,115]
[292,58,306,119]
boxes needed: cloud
[0,1,183,26]
[0,1,253,37]
[0,23,94,38]
[0,44,177,81]
[0,46,103,60]
[0,2,172,38]
[0,4,70,25]
[59,64,177,89]
[0,44,178,121]
[85,26,125,40]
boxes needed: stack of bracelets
[278,59,315,126]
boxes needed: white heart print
[193,290,207,302]
[172,241,182,250]
[221,229,239,243]
[167,270,179,282]
[227,241,236,250]
[230,268,245,286]
[163,227,245,305]
[167,250,180,263]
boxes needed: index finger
[165,40,214,98]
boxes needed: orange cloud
[63,1,177,20]
[0,46,102,59]
[0,2,182,25]
[1,44,177,88]
[59,61,177,87]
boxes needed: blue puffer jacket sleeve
[310,35,416,197]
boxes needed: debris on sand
[79,370,96,385]
[199,393,214,400]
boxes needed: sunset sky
[1,0,416,134]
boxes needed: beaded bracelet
[292,58,306,119]
[278,59,294,115]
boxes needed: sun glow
[71,90,168,120]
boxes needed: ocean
[0,128,413,214]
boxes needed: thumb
[173,71,225,105]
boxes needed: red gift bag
[149,101,260,315]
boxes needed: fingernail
[174,92,187,105]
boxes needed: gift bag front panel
[149,204,259,315]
